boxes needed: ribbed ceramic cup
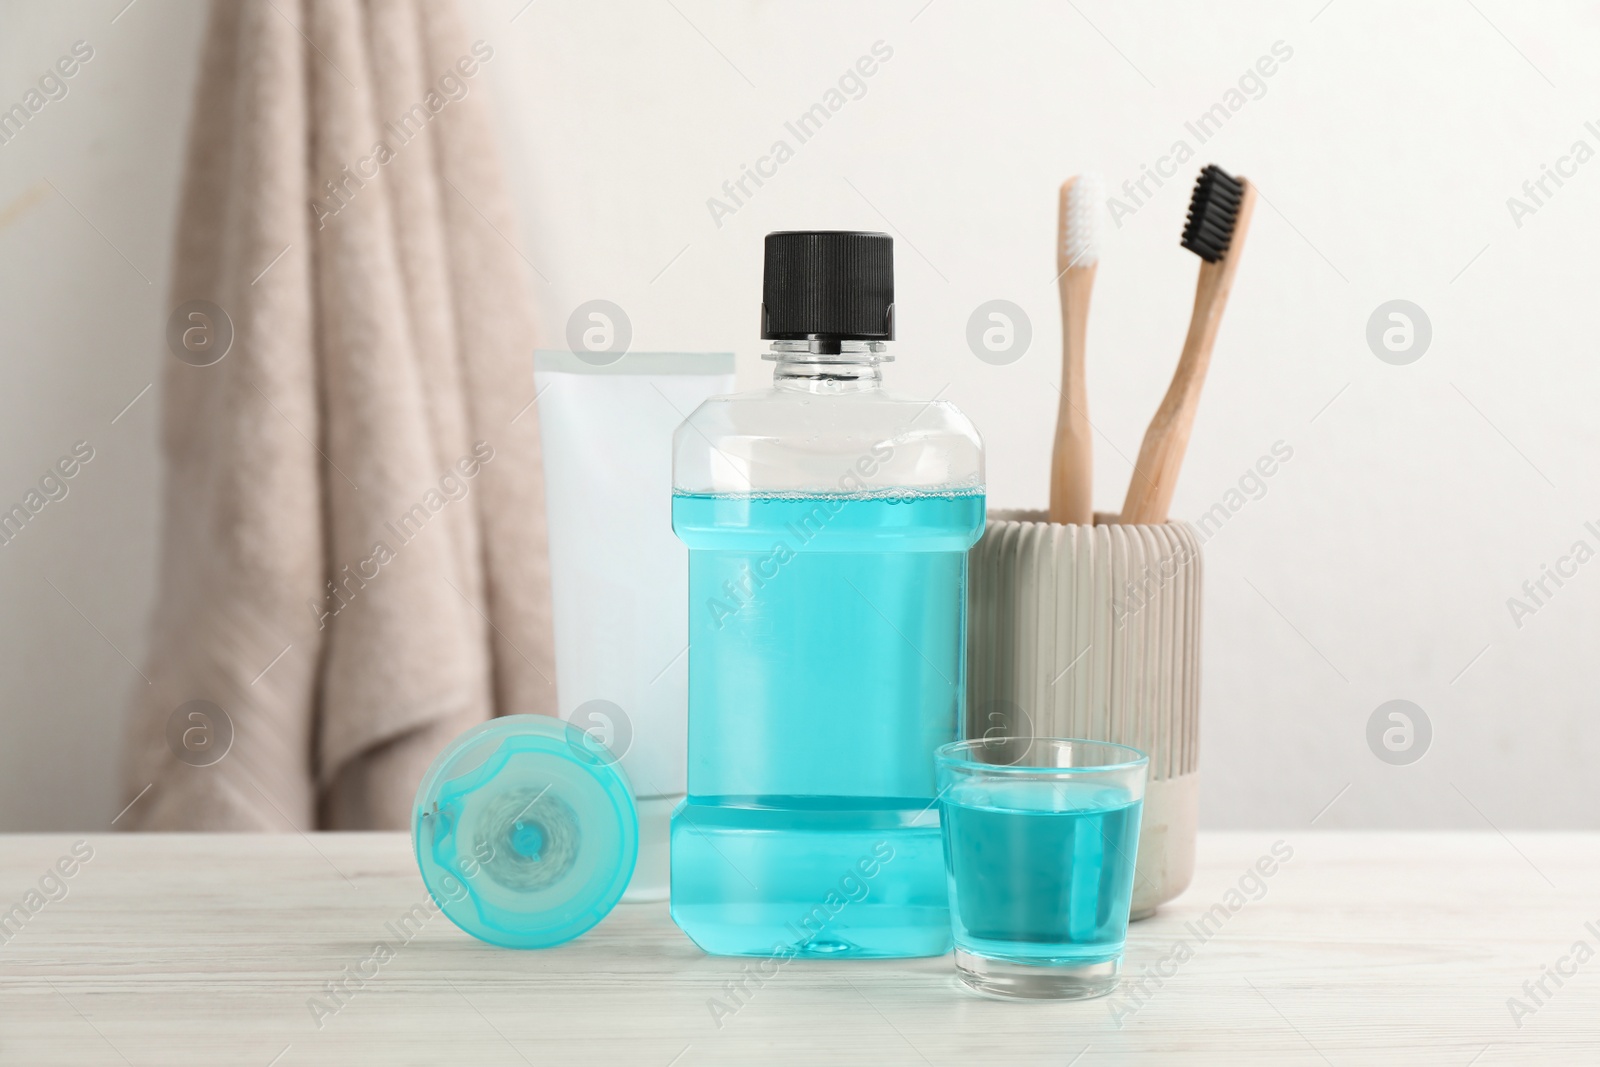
[966,510,1201,919]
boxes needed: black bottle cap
[761,231,894,349]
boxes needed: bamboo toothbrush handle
[1120,181,1256,525]
[1050,264,1096,525]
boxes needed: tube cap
[413,715,638,949]
[761,231,894,345]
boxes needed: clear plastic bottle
[670,231,985,958]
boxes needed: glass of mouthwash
[669,231,985,958]
[936,737,1147,999]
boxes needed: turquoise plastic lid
[412,715,638,949]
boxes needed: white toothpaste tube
[534,350,735,902]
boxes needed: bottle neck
[765,340,890,392]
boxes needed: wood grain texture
[1120,182,1257,526]
[0,832,1594,1065]
[1049,176,1095,526]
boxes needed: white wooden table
[0,832,1594,1064]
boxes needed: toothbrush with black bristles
[1120,164,1256,524]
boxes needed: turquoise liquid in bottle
[669,230,984,958]
[670,490,985,957]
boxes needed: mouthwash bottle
[670,231,984,958]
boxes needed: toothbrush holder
[965,510,1202,920]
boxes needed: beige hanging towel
[121,0,555,831]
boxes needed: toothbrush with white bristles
[1049,173,1103,525]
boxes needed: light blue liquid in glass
[670,490,985,958]
[942,780,1143,964]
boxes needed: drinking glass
[935,737,1147,999]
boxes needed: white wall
[0,0,206,829]
[4,0,1597,830]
